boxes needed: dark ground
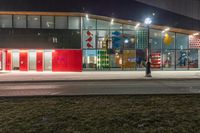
[0,95,200,133]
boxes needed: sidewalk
[0,71,200,83]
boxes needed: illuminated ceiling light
[193,33,199,36]
[34,17,38,21]
[152,13,156,16]
[135,23,140,29]
[85,14,89,21]
[162,27,170,33]
[124,39,129,44]
[165,28,170,31]
[144,17,152,25]
[20,50,27,53]
[111,19,114,25]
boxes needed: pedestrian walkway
[0,71,200,83]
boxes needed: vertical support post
[145,25,152,77]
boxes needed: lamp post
[144,17,152,77]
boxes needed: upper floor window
[42,16,54,29]
[55,16,68,29]
[68,17,80,29]
[13,15,26,28]
[28,16,40,28]
[83,18,96,29]
[0,15,12,28]
[97,20,110,29]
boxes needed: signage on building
[189,35,200,49]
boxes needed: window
[123,30,137,49]
[136,28,148,49]
[68,17,80,29]
[0,15,12,28]
[150,29,162,50]
[109,49,122,69]
[55,16,68,29]
[97,50,109,70]
[13,15,26,28]
[97,20,110,29]
[188,49,198,69]
[162,32,175,49]
[123,25,135,30]
[136,49,146,69]
[176,33,189,49]
[28,16,40,28]
[110,22,122,30]
[83,30,96,49]
[123,50,136,70]
[176,50,188,69]
[83,18,96,29]
[42,16,54,29]
[151,49,162,70]
[162,50,175,70]
[97,30,111,49]
[83,50,97,69]
[111,30,123,49]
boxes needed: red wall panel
[20,50,28,71]
[36,51,43,71]
[52,50,82,72]
[6,50,11,71]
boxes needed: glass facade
[82,17,146,71]
[0,13,199,72]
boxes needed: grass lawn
[0,95,200,133]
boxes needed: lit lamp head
[144,17,152,25]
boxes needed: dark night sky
[0,0,199,31]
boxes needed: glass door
[12,49,20,70]
[29,50,36,71]
[44,50,52,71]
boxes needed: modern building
[0,0,200,72]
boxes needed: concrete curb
[0,78,200,84]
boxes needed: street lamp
[144,17,152,77]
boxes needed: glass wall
[149,29,193,71]
[82,17,146,71]
[83,50,97,70]
[176,33,189,70]
[150,29,162,70]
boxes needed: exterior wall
[3,49,82,72]
[0,12,199,72]
[52,50,82,72]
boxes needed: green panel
[97,50,109,69]
[136,29,148,49]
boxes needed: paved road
[1,80,200,96]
